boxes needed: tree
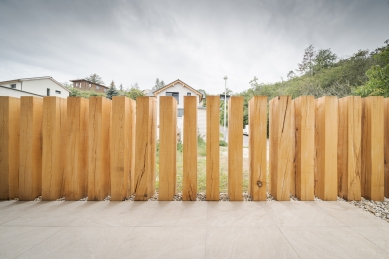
[126,87,145,100]
[152,78,166,91]
[106,82,119,100]
[297,45,315,76]
[119,84,123,91]
[287,71,296,80]
[85,73,105,85]
[314,49,337,71]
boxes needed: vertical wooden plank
[315,96,338,201]
[294,96,315,201]
[228,96,243,201]
[269,96,295,201]
[248,96,267,201]
[0,97,20,199]
[338,96,361,201]
[88,97,111,201]
[64,97,89,200]
[134,97,157,201]
[42,97,67,200]
[206,96,220,201]
[19,97,42,201]
[183,96,198,201]
[361,96,384,201]
[111,96,136,201]
[385,98,389,198]
[158,97,177,201]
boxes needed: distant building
[70,79,108,94]
[0,76,70,98]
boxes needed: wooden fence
[0,95,388,201]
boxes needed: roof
[152,79,203,101]
[0,76,70,92]
[70,79,108,88]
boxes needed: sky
[0,0,388,94]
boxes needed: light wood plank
[88,97,111,201]
[19,97,42,201]
[228,96,243,201]
[294,96,315,201]
[0,97,20,200]
[182,96,198,201]
[269,96,295,201]
[134,97,157,200]
[385,98,389,198]
[206,96,220,201]
[248,96,267,201]
[158,96,177,201]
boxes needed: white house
[152,79,205,140]
[0,76,70,99]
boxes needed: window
[96,85,100,90]
[104,88,107,93]
[166,92,179,104]
[187,92,191,96]
[178,108,184,117]
[11,84,16,89]
[55,90,61,94]
[47,88,50,96]
[89,83,92,88]
[76,83,78,87]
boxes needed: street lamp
[223,76,228,142]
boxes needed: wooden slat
[294,96,315,201]
[269,96,295,201]
[134,97,157,201]
[361,96,384,201]
[158,96,177,201]
[19,97,42,201]
[206,96,220,201]
[63,97,89,200]
[338,96,361,201]
[248,96,267,201]
[315,96,338,201]
[183,96,198,201]
[0,97,20,200]
[88,97,111,201]
[110,96,135,201]
[385,98,389,198]
[228,96,243,201]
[42,97,67,200]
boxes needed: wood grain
[385,98,389,198]
[19,97,43,201]
[88,97,111,201]
[294,96,315,201]
[248,96,267,201]
[0,97,20,200]
[228,96,243,201]
[182,96,198,201]
[158,96,177,201]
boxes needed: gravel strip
[56,196,65,201]
[349,197,389,222]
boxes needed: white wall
[0,86,41,98]
[1,78,69,98]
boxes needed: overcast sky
[0,0,388,94]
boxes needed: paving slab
[0,200,388,259]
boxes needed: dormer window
[11,84,16,89]
[166,92,179,104]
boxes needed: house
[70,79,109,94]
[152,79,205,140]
[0,76,70,98]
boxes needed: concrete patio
[1,200,389,259]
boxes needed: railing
[0,95,387,201]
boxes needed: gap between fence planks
[182,96,198,201]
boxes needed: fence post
[248,96,267,201]
[88,97,111,201]
[0,97,20,200]
[385,98,389,199]
[19,97,42,201]
[158,96,177,201]
[269,96,295,201]
[206,96,220,201]
[361,96,384,201]
[315,96,338,201]
[338,96,361,201]
[110,96,136,201]
[228,96,243,201]
[42,97,67,200]
[134,97,157,201]
[182,96,198,201]
[294,96,315,201]
[64,97,89,201]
